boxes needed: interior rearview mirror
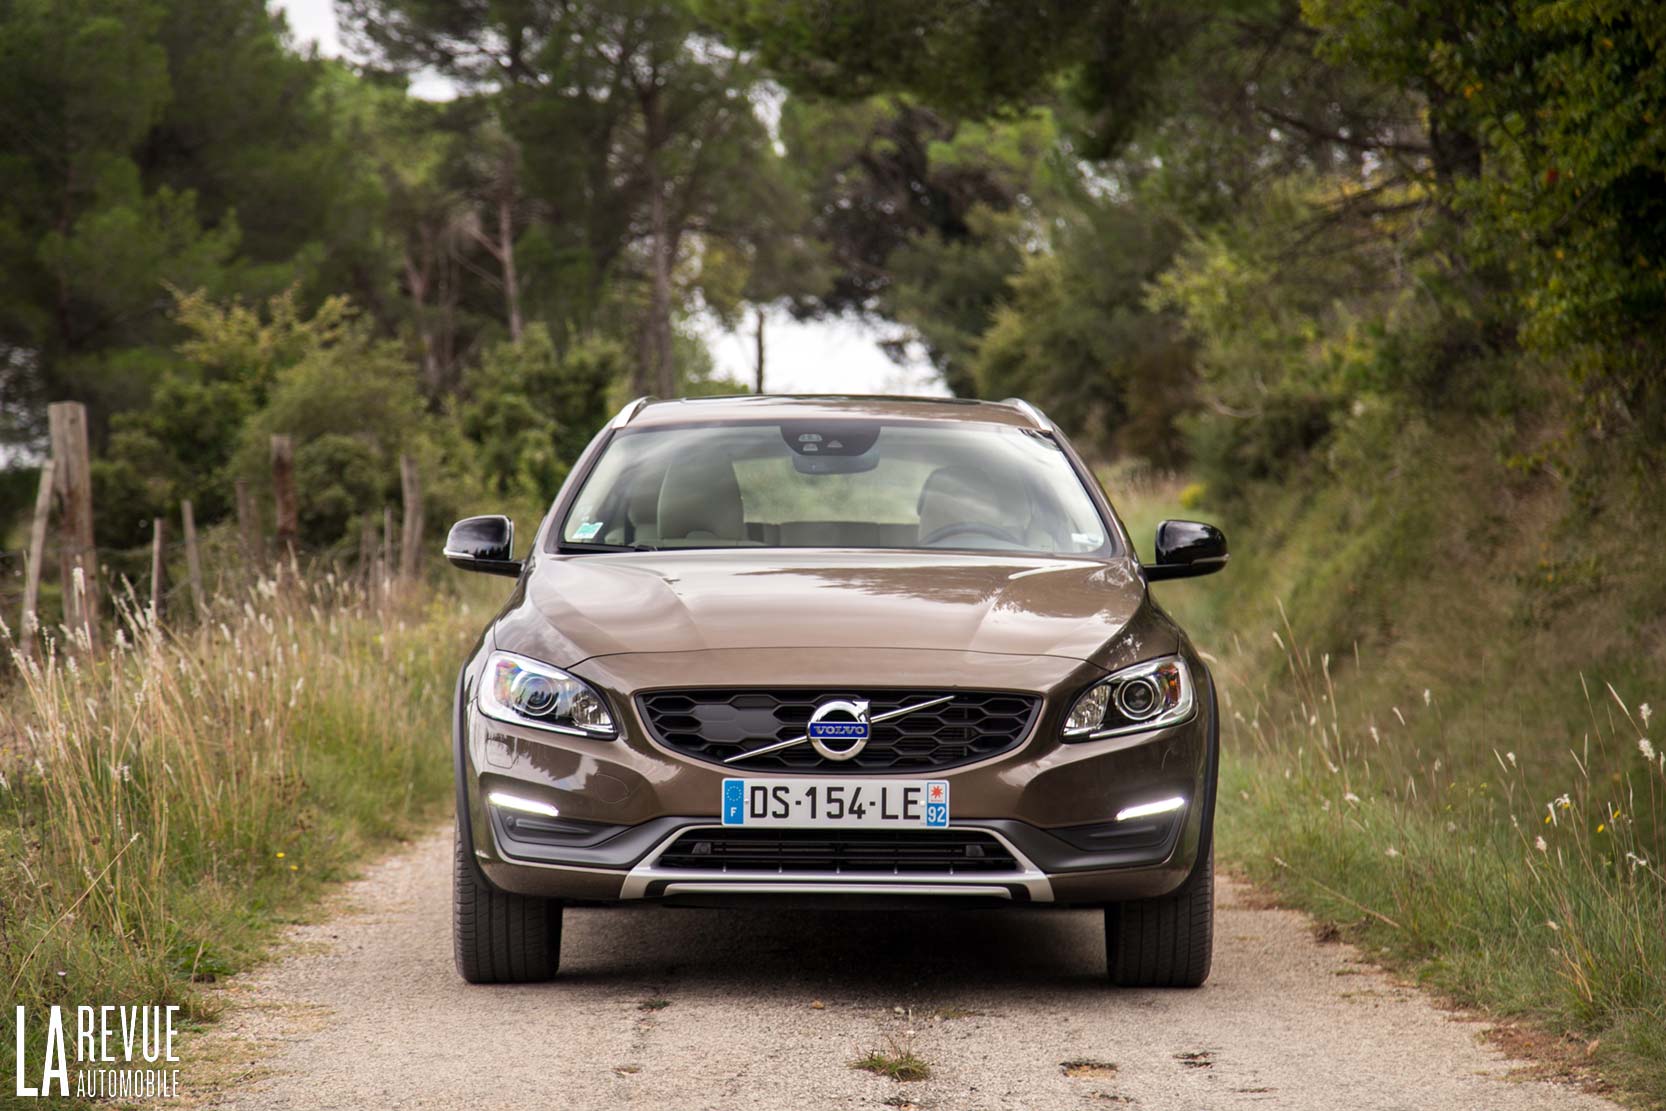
[1145,520,1228,581]
[444,515,522,577]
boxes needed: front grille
[657,829,1019,874]
[637,688,1040,772]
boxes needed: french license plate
[721,778,949,828]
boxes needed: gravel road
[202,827,1618,1111]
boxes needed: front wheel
[453,828,563,983]
[1104,846,1214,988]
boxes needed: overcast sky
[272,1,946,397]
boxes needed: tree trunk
[754,305,766,394]
[440,245,460,391]
[647,165,676,397]
[1427,87,1481,187]
[498,188,523,343]
[637,83,677,399]
[404,238,440,394]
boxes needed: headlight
[478,650,616,738]
[1063,656,1195,739]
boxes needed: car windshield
[555,418,1114,556]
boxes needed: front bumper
[457,647,1216,907]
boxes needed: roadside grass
[0,573,482,1098]
[1106,463,1666,1107]
[851,1042,932,1083]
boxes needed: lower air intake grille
[657,829,1019,875]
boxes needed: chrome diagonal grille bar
[721,695,954,764]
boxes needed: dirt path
[199,827,1617,1111]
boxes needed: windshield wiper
[557,540,660,553]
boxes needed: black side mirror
[1145,520,1228,581]
[444,515,522,577]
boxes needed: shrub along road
[200,827,1618,1111]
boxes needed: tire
[453,827,563,984]
[1104,846,1214,988]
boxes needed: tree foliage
[5,0,1664,558]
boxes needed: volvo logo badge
[806,699,870,761]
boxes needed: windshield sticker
[573,521,604,541]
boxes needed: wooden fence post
[48,402,98,651]
[399,454,423,582]
[181,499,208,619]
[235,477,265,567]
[149,517,166,623]
[358,517,376,586]
[18,461,56,659]
[270,435,298,565]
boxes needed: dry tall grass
[1215,617,1666,1101]
[1106,464,1666,1103]
[1,571,478,1081]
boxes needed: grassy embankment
[1108,442,1666,1107]
[0,571,487,1100]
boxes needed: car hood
[511,550,1148,666]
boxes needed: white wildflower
[1369,725,1381,745]
[1642,703,1653,728]
[1344,792,1361,804]
[1535,836,1547,853]
[1423,688,1432,707]
[113,763,131,783]
[1507,751,1517,766]
[1384,846,1400,858]
[1642,738,1656,761]
[1546,920,1560,932]
[1446,821,1457,833]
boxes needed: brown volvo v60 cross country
[445,395,1228,987]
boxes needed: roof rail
[612,396,655,427]
[999,397,1052,432]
